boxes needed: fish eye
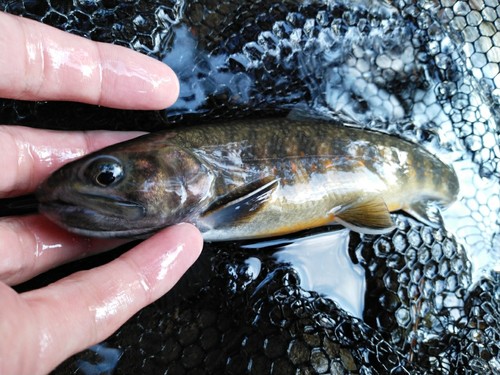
[82,156,124,187]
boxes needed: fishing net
[1,0,499,373]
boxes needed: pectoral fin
[331,196,395,234]
[201,178,279,229]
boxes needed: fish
[36,117,459,241]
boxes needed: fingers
[0,215,126,286]
[0,12,179,109]
[0,125,144,197]
[0,223,203,375]
[0,126,139,284]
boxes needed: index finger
[0,12,179,109]
[0,126,144,197]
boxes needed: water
[161,0,500,284]
[0,0,499,373]
[244,229,365,318]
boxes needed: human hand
[0,12,203,375]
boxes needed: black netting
[0,0,499,373]
[52,216,499,374]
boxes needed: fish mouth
[38,194,150,238]
[40,193,146,218]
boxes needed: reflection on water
[162,1,500,283]
[244,230,365,318]
[0,0,499,373]
[77,344,121,375]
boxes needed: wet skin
[38,118,459,240]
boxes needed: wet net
[1,0,499,373]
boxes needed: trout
[37,118,459,240]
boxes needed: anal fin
[332,195,395,234]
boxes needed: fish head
[37,144,215,238]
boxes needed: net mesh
[0,0,498,373]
